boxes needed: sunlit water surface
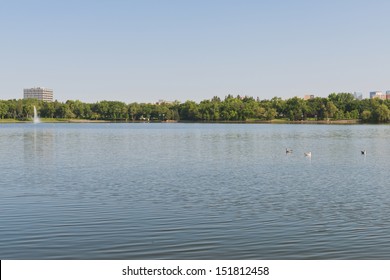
[1,123,390,259]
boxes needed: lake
[1,123,390,259]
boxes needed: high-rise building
[353,92,363,100]
[369,91,385,100]
[386,91,390,100]
[303,94,314,100]
[23,87,53,102]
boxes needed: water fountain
[33,106,40,123]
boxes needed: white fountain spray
[33,106,40,124]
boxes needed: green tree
[285,97,307,120]
[349,109,359,119]
[374,104,390,122]
[128,103,140,121]
[107,101,127,119]
[97,101,110,119]
[306,97,327,120]
[220,95,245,121]
[66,100,85,119]
[264,107,277,120]
[270,97,286,118]
[361,110,372,122]
[0,101,9,119]
[325,101,338,119]
[41,102,55,118]
[55,103,74,118]
[179,101,200,121]
[22,99,37,119]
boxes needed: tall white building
[24,87,53,102]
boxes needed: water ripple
[1,123,390,259]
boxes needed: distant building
[386,91,390,100]
[353,92,363,100]
[304,94,314,100]
[156,99,175,105]
[24,87,53,102]
[369,91,385,100]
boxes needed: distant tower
[24,87,53,102]
[353,92,363,100]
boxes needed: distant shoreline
[2,93,389,123]
[0,118,362,124]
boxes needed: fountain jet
[33,106,40,124]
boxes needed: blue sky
[1,0,389,103]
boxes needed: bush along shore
[1,93,390,123]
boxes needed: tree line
[1,92,390,122]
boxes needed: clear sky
[1,0,389,103]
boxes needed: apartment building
[369,91,386,100]
[24,87,53,102]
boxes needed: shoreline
[0,119,364,124]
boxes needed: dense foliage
[1,93,390,122]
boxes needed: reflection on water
[1,123,390,259]
[23,126,54,163]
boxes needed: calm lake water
[1,123,390,259]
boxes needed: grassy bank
[0,118,362,124]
